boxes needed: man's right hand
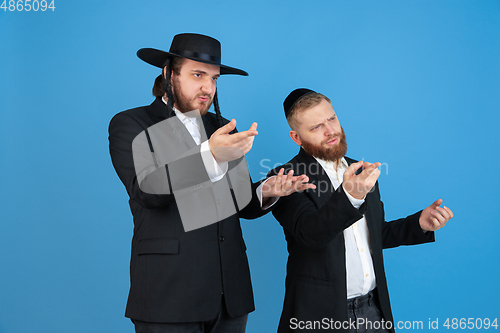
[209,119,258,163]
[342,161,381,200]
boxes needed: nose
[201,78,216,95]
[324,122,335,136]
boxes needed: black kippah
[283,88,316,118]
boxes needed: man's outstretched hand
[209,119,258,163]
[343,161,381,200]
[262,168,316,202]
[419,199,454,232]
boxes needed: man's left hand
[262,168,316,201]
[419,199,454,232]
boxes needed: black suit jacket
[108,97,269,323]
[269,148,434,333]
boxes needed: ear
[169,69,175,86]
[163,66,167,79]
[289,130,302,146]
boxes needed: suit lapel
[343,156,378,240]
[201,113,218,137]
[296,148,335,208]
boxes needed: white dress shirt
[315,157,377,299]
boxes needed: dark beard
[172,77,213,114]
[301,127,348,162]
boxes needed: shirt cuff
[343,186,365,209]
[200,140,228,182]
[257,178,279,210]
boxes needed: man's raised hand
[262,168,317,201]
[209,119,258,163]
[419,199,454,232]
[342,161,381,200]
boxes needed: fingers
[426,201,454,230]
[429,216,441,229]
[275,170,293,194]
[223,129,258,146]
[213,120,257,141]
[431,198,443,209]
[264,170,317,197]
[248,122,258,133]
[430,210,445,225]
[238,135,255,155]
[435,206,451,220]
[433,204,453,223]
[215,119,236,135]
[264,169,293,196]
[429,209,448,229]
[210,121,258,158]
[291,174,316,191]
[344,161,364,177]
[238,122,258,139]
[428,199,452,221]
[362,162,381,175]
[363,162,381,181]
[345,161,380,178]
[283,170,294,192]
[275,168,285,187]
[444,206,454,219]
[354,162,381,185]
[231,122,258,142]
[280,170,318,194]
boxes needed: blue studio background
[1,1,499,332]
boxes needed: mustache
[322,135,340,145]
[196,94,212,102]
[321,127,346,145]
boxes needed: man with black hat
[269,89,454,332]
[108,34,314,332]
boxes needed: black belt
[347,289,378,309]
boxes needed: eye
[329,116,336,121]
[194,73,202,78]
[212,76,219,82]
[311,125,320,131]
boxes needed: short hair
[152,57,186,97]
[286,92,332,129]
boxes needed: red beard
[301,127,348,162]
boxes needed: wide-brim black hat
[137,33,248,76]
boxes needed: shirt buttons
[216,199,222,205]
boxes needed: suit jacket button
[219,236,225,242]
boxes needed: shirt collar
[315,156,349,173]
[162,97,198,127]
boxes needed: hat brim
[137,48,248,76]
